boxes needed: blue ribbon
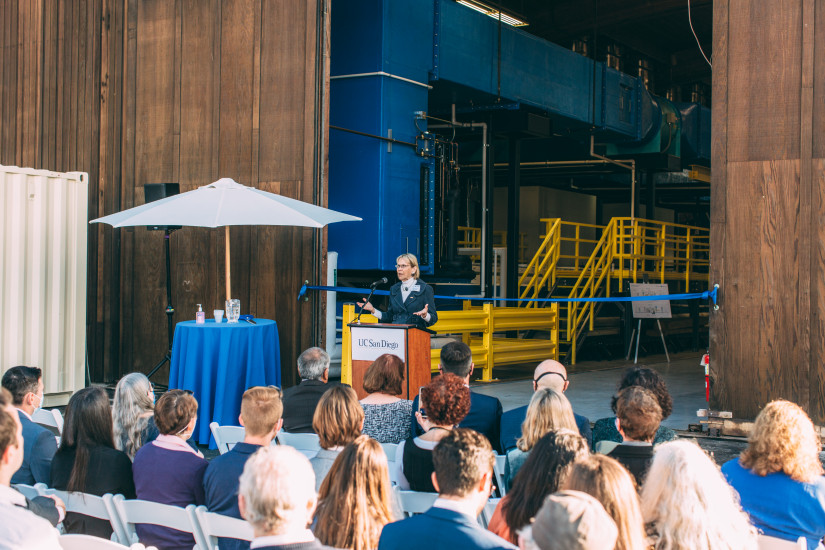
[298,283,718,305]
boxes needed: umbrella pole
[225,226,232,301]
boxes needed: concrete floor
[471,350,709,431]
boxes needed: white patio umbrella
[90,178,361,300]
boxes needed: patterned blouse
[361,400,414,444]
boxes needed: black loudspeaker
[144,183,181,231]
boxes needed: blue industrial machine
[328,0,711,279]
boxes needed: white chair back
[276,432,321,451]
[33,408,64,435]
[209,422,245,455]
[757,535,807,550]
[394,486,438,517]
[45,489,125,544]
[111,495,208,550]
[58,533,156,549]
[381,443,400,485]
[194,505,254,549]
[13,483,44,499]
[478,497,500,528]
[492,454,507,496]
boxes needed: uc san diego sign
[350,326,406,362]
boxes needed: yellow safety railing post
[482,303,494,381]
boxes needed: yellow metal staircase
[520,217,710,363]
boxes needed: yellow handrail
[518,218,562,307]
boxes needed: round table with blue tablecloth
[169,319,281,447]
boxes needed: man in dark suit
[204,386,283,550]
[411,342,503,453]
[238,446,335,550]
[499,359,592,452]
[378,428,515,550]
[281,348,334,433]
[1,366,57,485]
[607,386,662,487]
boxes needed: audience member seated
[395,373,470,492]
[0,387,62,549]
[722,400,825,549]
[606,386,661,487]
[113,372,159,461]
[133,389,207,550]
[411,342,503,453]
[310,385,364,491]
[499,360,592,452]
[238,446,336,550]
[204,386,283,550]
[642,440,756,550]
[50,386,136,538]
[592,367,677,451]
[505,388,578,483]
[282,347,336,433]
[487,429,588,544]
[520,490,617,550]
[562,454,645,550]
[2,366,57,485]
[379,428,516,550]
[360,354,413,444]
[314,435,396,550]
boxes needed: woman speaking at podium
[357,253,438,329]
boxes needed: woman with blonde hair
[314,435,396,550]
[641,440,756,550]
[722,400,825,549]
[310,384,365,491]
[112,372,158,460]
[563,454,646,550]
[357,253,438,329]
[506,387,577,483]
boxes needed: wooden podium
[347,323,433,400]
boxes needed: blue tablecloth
[169,319,281,447]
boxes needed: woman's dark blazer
[382,280,438,328]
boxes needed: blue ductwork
[328,0,710,272]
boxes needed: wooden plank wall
[711,0,825,422]
[0,0,331,388]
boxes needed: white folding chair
[111,495,208,550]
[757,534,807,550]
[394,486,438,517]
[194,505,254,550]
[209,422,245,455]
[59,533,156,550]
[381,443,399,485]
[493,454,508,496]
[45,489,125,544]
[33,408,64,435]
[13,482,45,499]
[478,497,500,528]
[276,432,321,452]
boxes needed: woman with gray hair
[112,372,158,460]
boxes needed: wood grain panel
[2,0,329,388]
[726,0,801,162]
[810,160,825,422]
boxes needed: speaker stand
[146,228,176,386]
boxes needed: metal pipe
[329,125,417,148]
[330,71,432,89]
[429,104,489,296]
[589,135,636,218]
[459,159,622,169]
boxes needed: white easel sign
[629,283,672,319]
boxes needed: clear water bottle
[225,299,241,323]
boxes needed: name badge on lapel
[411,285,421,292]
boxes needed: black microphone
[370,277,388,288]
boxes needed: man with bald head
[499,359,591,452]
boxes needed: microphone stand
[355,283,379,324]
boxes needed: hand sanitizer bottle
[196,304,205,324]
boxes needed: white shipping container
[0,165,88,405]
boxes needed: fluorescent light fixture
[456,0,529,27]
